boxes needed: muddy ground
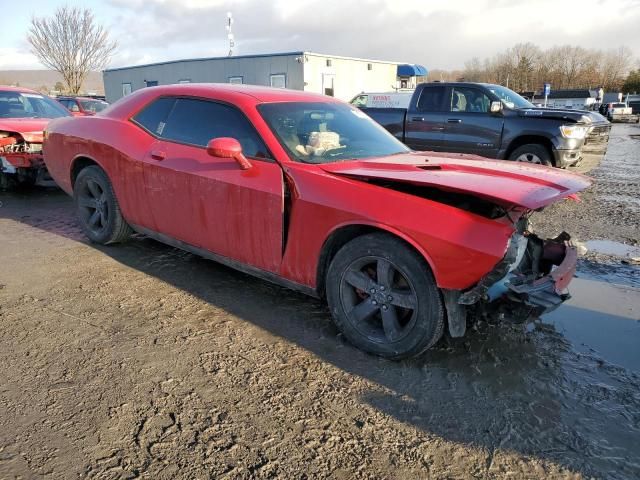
[1,124,639,479]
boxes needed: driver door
[139,96,285,273]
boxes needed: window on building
[326,59,332,67]
[367,63,373,71]
[270,74,286,89]
[178,79,191,84]
[122,83,132,96]
[160,98,270,159]
[228,76,243,85]
[131,97,176,136]
[416,85,447,112]
[145,80,159,87]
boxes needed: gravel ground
[1,124,639,479]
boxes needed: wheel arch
[70,154,104,188]
[315,222,439,298]
[505,135,555,165]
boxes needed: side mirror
[206,137,252,170]
[490,101,503,114]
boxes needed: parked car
[357,82,611,168]
[604,102,639,123]
[44,84,591,359]
[0,85,71,188]
[56,96,109,116]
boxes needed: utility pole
[226,12,234,57]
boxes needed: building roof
[104,51,407,73]
[547,89,594,99]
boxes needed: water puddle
[584,239,640,258]
[542,277,640,372]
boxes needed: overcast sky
[1,0,639,71]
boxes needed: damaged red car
[0,86,70,188]
[43,84,591,359]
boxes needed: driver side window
[449,87,491,113]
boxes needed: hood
[0,118,50,142]
[320,152,592,210]
[517,108,608,125]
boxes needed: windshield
[258,102,410,163]
[0,91,71,119]
[487,85,534,109]
[79,99,109,113]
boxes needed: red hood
[319,152,592,210]
[0,118,50,143]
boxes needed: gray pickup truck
[355,82,610,167]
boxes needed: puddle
[584,239,640,257]
[543,277,640,372]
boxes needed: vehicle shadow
[2,188,639,479]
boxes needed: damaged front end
[451,226,578,335]
[0,131,51,188]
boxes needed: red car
[56,96,109,117]
[44,84,591,359]
[0,86,71,187]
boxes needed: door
[141,97,285,273]
[322,74,335,97]
[404,85,447,151]
[442,86,503,157]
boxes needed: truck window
[416,86,447,112]
[449,87,491,113]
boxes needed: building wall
[547,97,596,110]
[103,53,304,103]
[302,54,398,101]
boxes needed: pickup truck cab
[357,82,610,168]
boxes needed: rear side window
[161,98,270,159]
[132,97,176,136]
[416,86,447,112]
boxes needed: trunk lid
[319,152,592,210]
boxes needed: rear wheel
[509,144,553,166]
[74,165,132,244]
[326,233,444,359]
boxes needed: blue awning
[397,64,427,77]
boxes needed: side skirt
[130,223,320,299]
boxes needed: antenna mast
[226,12,235,57]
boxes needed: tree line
[429,43,637,94]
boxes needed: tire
[508,144,553,166]
[73,165,132,244]
[326,233,444,359]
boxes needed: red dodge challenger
[43,84,591,359]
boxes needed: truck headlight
[559,125,588,139]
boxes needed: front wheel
[508,144,553,166]
[74,165,132,244]
[326,233,444,359]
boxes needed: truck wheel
[326,233,444,359]
[509,144,553,166]
[74,165,132,244]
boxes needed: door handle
[433,126,445,131]
[447,118,462,123]
[411,116,425,122]
[150,150,166,161]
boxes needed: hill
[0,70,104,94]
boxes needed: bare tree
[27,6,116,94]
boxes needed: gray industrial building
[102,51,427,103]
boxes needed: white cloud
[0,47,42,70]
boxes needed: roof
[397,64,428,76]
[0,85,40,94]
[547,89,594,99]
[104,51,406,73]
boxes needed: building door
[322,74,335,97]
